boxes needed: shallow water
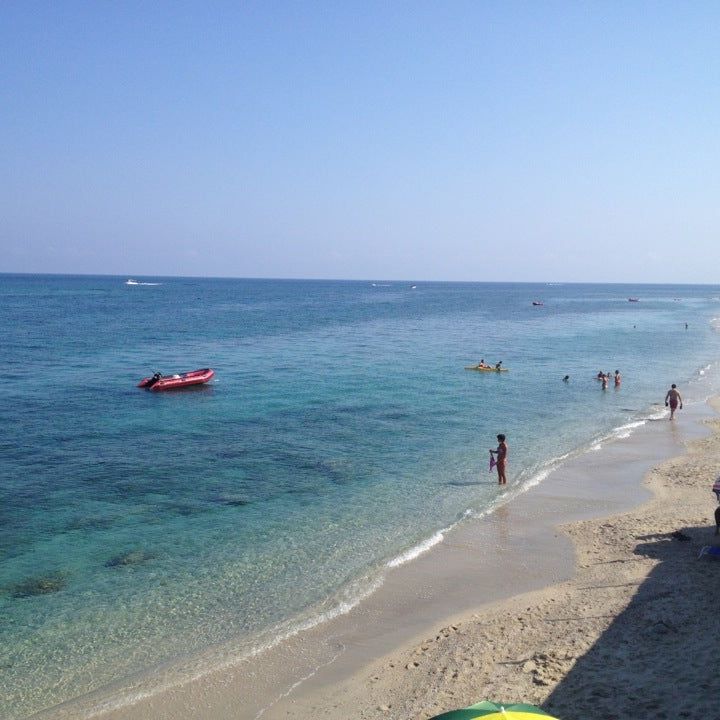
[1,275,719,718]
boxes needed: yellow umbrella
[429,700,560,720]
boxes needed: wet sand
[268,399,720,720]
[50,399,719,720]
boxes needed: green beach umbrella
[429,700,560,720]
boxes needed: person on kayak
[495,361,503,370]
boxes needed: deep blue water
[2,275,720,718]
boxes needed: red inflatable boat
[138,368,215,391]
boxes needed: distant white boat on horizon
[126,279,160,286]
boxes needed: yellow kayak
[465,366,509,372]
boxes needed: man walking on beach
[665,384,683,420]
[490,434,507,485]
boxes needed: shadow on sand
[542,523,719,720]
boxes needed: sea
[2,274,720,719]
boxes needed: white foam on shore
[464,453,571,522]
[73,572,384,720]
[613,419,647,439]
[387,530,445,568]
[588,404,673,447]
[254,643,345,719]
[60,397,704,720]
[519,466,553,490]
[77,442,598,717]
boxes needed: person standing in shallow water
[665,384,683,419]
[490,434,508,485]
[614,370,621,387]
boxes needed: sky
[1,1,719,282]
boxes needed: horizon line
[1,272,718,287]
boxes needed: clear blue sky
[2,1,719,282]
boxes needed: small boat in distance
[138,368,215,391]
[532,300,544,306]
[126,278,161,286]
[628,297,640,302]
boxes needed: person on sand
[614,370,621,387]
[489,434,508,485]
[665,384,683,419]
[713,478,720,534]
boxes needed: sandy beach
[69,396,720,720]
[267,400,720,720]
[7,7,720,717]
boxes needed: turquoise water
[2,275,720,718]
